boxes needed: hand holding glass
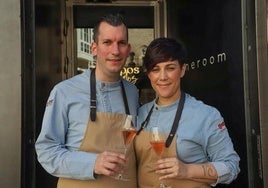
[112,115,137,181]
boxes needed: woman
[134,37,240,188]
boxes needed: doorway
[63,0,167,104]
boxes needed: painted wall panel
[0,0,21,188]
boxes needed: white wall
[0,1,21,188]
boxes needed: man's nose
[111,43,120,55]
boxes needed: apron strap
[90,68,130,121]
[137,92,185,148]
[166,92,185,147]
[90,68,97,121]
[120,81,130,115]
[137,105,154,135]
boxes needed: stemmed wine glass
[150,127,165,156]
[112,114,137,181]
[121,115,138,151]
[150,126,171,188]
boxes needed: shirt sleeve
[35,87,98,180]
[204,109,240,185]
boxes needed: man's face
[91,22,131,82]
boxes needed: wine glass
[121,115,137,150]
[113,114,137,181]
[150,126,171,188]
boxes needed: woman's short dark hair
[143,37,187,72]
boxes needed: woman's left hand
[155,157,188,180]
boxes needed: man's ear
[90,42,97,56]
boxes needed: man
[35,13,139,188]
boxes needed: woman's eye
[151,68,159,72]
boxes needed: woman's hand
[155,157,218,183]
[155,157,188,180]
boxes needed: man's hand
[94,151,126,177]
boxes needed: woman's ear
[180,63,187,78]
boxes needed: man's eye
[103,41,111,45]
[119,41,127,46]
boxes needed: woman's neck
[157,91,182,106]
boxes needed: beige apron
[58,112,137,188]
[134,130,210,188]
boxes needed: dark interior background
[167,0,249,187]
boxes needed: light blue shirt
[35,69,139,180]
[138,93,240,185]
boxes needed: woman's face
[148,60,186,105]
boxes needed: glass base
[160,182,171,188]
[110,173,130,181]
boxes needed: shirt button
[155,107,158,110]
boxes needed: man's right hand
[94,151,126,176]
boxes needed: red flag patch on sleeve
[218,121,226,131]
[46,99,54,107]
